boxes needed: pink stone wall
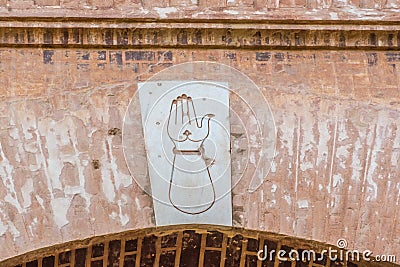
[0,48,399,262]
[0,0,400,20]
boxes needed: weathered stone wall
[0,0,400,20]
[0,47,399,261]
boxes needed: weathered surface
[0,0,400,20]
[0,25,400,50]
[0,48,399,261]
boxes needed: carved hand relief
[123,62,276,227]
[167,94,216,215]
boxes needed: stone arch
[2,225,396,267]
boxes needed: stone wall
[0,0,400,19]
[0,0,399,261]
[0,44,399,261]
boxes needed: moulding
[0,20,399,49]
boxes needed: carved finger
[181,94,191,125]
[176,95,182,125]
[198,114,214,128]
[167,99,179,141]
[167,99,177,125]
[187,96,199,127]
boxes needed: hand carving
[167,94,214,153]
[166,94,216,215]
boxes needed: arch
[1,225,397,267]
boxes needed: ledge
[0,20,399,49]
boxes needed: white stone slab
[138,81,232,226]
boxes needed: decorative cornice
[0,20,399,49]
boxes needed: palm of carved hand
[167,94,214,151]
